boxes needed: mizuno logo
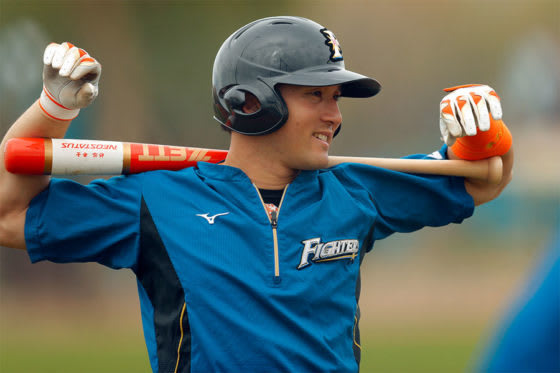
[196,212,230,225]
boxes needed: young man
[0,16,513,373]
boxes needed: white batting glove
[39,42,101,121]
[439,84,502,146]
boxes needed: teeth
[314,134,328,142]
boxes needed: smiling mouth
[313,133,328,142]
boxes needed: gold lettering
[154,145,169,161]
[188,149,201,161]
[169,147,187,161]
[137,144,154,161]
[198,151,211,162]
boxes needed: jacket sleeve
[332,146,474,241]
[25,174,144,269]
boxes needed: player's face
[270,84,342,170]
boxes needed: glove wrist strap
[451,118,512,160]
[39,87,80,121]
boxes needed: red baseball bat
[4,138,228,175]
[3,137,503,184]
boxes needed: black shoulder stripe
[135,197,191,373]
[353,224,375,369]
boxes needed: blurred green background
[0,0,558,372]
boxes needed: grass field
[0,240,535,372]
[1,329,150,373]
[360,325,484,373]
[0,323,484,373]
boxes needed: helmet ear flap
[223,88,247,113]
[333,124,342,137]
[221,82,289,135]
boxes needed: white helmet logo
[320,28,343,62]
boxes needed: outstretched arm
[0,42,101,249]
[448,144,513,206]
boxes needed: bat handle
[486,156,503,185]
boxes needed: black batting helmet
[212,16,381,136]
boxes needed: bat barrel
[4,137,49,174]
[4,138,229,175]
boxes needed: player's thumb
[75,82,98,108]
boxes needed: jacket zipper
[254,184,288,281]
[270,209,280,278]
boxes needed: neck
[223,133,298,189]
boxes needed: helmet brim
[269,66,381,98]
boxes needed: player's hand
[439,84,502,146]
[40,42,101,121]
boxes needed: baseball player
[0,16,513,373]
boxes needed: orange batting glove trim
[38,100,75,121]
[39,86,80,121]
[488,90,501,99]
[443,84,483,92]
[43,87,71,110]
[441,99,454,116]
[444,84,502,99]
[470,92,483,104]
[451,118,512,160]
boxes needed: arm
[0,103,71,249]
[448,145,513,206]
[439,84,514,206]
[0,42,101,249]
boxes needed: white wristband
[39,87,80,121]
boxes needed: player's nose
[322,99,342,129]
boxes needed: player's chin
[298,152,330,170]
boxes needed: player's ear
[242,92,261,114]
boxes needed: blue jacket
[26,152,473,373]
